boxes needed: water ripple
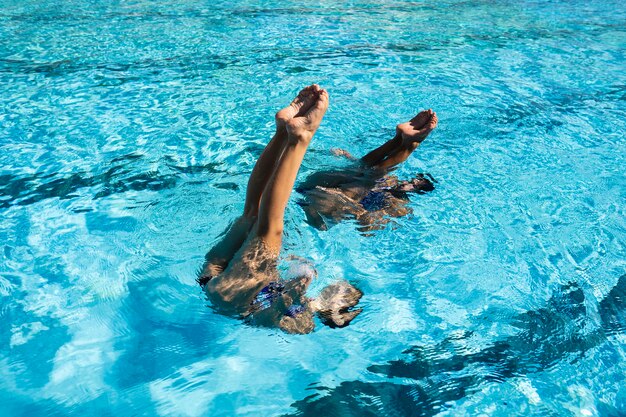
[1,0,625,415]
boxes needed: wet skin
[297,110,438,232]
[201,86,362,334]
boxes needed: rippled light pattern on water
[1,0,625,415]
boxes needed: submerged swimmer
[297,110,438,232]
[199,85,362,334]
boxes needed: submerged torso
[299,176,410,225]
[204,236,280,316]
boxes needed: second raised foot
[396,109,438,148]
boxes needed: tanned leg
[255,88,329,251]
[201,87,319,282]
[360,134,403,167]
[243,86,318,217]
[373,110,438,170]
[361,110,438,169]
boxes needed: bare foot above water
[396,109,438,148]
[285,87,329,142]
[275,84,319,133]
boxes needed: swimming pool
[1,0,625,415]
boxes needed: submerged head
[276,279,363,334]
[311,280,363,328]
[394,173,435,194]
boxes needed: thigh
[201,215,256,278]
[206,234,280,313]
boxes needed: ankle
[389,132,402,147]
[287,131,313,145]
[274,127,289,141]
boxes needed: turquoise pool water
[1,0,625,415]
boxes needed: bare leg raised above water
[255,88,329,251]
[244,85,320,218]
[200,87,321,282]
[303,109,438,190]
[362,109,438,170]
[297,109,438,232]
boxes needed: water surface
[1,0,625,415]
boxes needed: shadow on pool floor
[285,274,626,417]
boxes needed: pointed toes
[307,90,329,119]
[282,85,329,131]
[410,109,432,128]
[317,89,329,105]
[429,112,438,128]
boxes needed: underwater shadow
[285,274,626,417]
[0,153,224,209]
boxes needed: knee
[256,220,283,240]
[234,215,256,234]
[242,205,259,220]
[262,225,283,240]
